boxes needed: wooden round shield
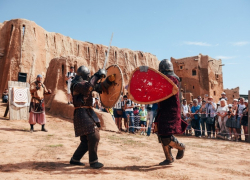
[100,65,123,108]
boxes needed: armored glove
[101,74,116,93]
[95,69,107,79]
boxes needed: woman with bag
[205,96,217,139]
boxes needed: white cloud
[215,56,235,60]
[231,41,249,46]
[183,41,212,46]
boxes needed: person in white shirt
[216,99,229,139]
[181,99,189,118]
[66,67,76,104]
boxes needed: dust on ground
[0,103,250,180]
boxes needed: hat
[141,105,145,107]
[244,100,248,103]
[37,74,42,78]
[202,100,206,102]
[221,92,226,95]
[228,104,232,108]
[217,102,220,105]
[197,96,201,99]
[233,99,238,102]
[70,66,74,69]
[208,96,213,99]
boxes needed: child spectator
[184,113,192,135]
[139,105,147,135]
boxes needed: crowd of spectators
[181,92,249,142]
[91,91,249,141]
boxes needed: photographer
[66,66,76,104]
[226,104,237,140]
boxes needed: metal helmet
[76,66,90,80]
[159,59,173,73]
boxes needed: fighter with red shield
[128,59,187,165]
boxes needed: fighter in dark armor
[154,59,187,165]
[69,66,115,169]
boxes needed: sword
[103,33,113,70]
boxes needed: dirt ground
[0,102,250,180]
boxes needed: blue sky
[0,0,249,94]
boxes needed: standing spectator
[214,102,221,134]
[219,92,228,101]
[114,96,123,131]
[188,101,193,113]
[146,103,158,136]
[241,100,248,142]
[217,99,230,140]
[199,100,207,137]
[93,98,101,109]
[124,95,135,133]
[2,89,8,103]
[191,99,201,137]
[121,96,128,131]
[181,99,189,119]
[197,96,202,106]
[205,96,217,139]
[133,103,141,132]
[139,105,147,135]
[29,74,52,132]
[226,104,237,141]
[236,97,245,141]
[65,66,76,104]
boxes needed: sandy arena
[0,103,250,180]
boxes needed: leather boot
[90,162,104,169]
[41,125,48,132]
[159,143,174,165]
[30,124,34,133]
[169,136,185,159]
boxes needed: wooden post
[248,91,250,143]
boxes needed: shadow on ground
[0,161,172,174]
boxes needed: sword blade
[103,33,114,70]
